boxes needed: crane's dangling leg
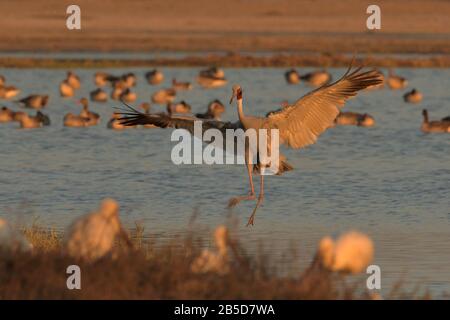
[247,173,264,226]
[227,162,256,207]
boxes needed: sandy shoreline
[1,0,449,55]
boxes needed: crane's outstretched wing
[116,103,243,136]
[266,66,383,149]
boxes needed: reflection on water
[0,66,449,296]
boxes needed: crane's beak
[229,93,235,105]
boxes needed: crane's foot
[246,193,264,226]
[227,192,256,208]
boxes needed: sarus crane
[117,65,383,226]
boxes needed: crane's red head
[229,84,242,104]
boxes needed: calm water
[0,66,449,297]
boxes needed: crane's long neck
[236,97,245,123]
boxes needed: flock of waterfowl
[284,67,449,132]
[0,66,448,133]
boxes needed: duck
[64,113,88,127]
[121,73,136,88]
[403,88,423,103]
[15,111,50,129]
[94,72,110,87]
[300,70,332,87]
[196,99,225,120]
[421,109,450,133]
[197,67,227,88]
[334,112,375,127]
[79,98,100,126]
[0,85,20,99]
[111,81,126,100]
[107,112,136,130]
[284,69,300,84]
[172,78,193,90]
[0,106,14,122]
[167,100,191,114]
[67,71,81,89]
[60,80,74,97]
[151,88,176,104]
[119,88,137,103]
[16,95,49,109]
[145,69,164,85]
[387,69,408,89]
[90,88,108,102]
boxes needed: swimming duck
[195,99,225,120]
[0,85,20,99]
[94,72,110,87]
[387,69,408,89]
[403,88,422,103]
[152,88,176,104]
[79,98,100,126]
[111,81,126,100]
[121,73,136,88]
[334,112,375,127]
[90,88,108,102]
[15,111,49,129]
[64,113,88,127]
[119,88,137,103]
[300,70,332,87]
[197,67,227,88]
[421,109,450,133]
[285,69,300,84]
[172,78,193,90]
[0,106,14,122]
[67,71,81,89]
[16,95,49,109]
[145,69,164,85]
[60,80,74,97]
[167,100,191,114]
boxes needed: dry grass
[0,223,425,300]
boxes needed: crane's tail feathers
[253,158,293,176]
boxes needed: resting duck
[172,78,193,90]
[0,106,14,122]
[67,71,81,89]
[94,72,111,87]
[196,99,225,120]
[16,95,49,109]
[387,69,408,90]
[167,101,191,114]
[403,88,422,103]
[300,70,332,87]
[285,69,300,84]
[421,109,450,133]
[152,88,176,104]
[64,113,88,127]
[121,73,136,88]
[79,98,100,126]
[15,111,50,129]
[60,80,74,97]
[334,112,375,127]
[90,88,108,102]
[145,69,164,85]
[197,67,227,88]
[119,88,137,103]
[0,85,20,99]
